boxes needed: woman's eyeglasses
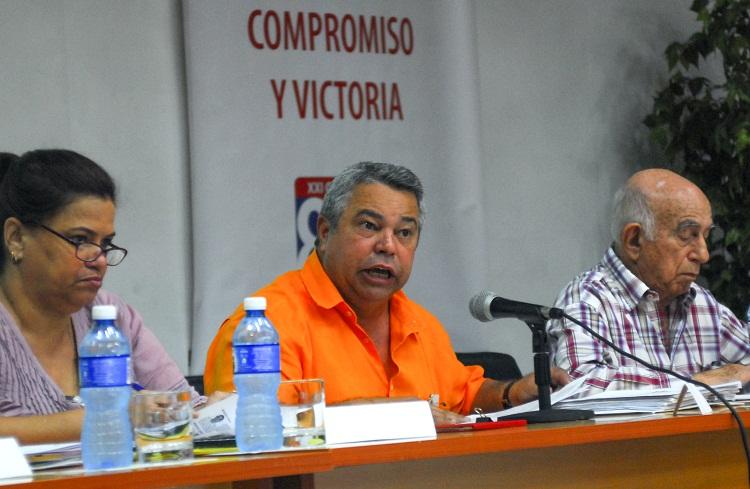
[32,222,128,266]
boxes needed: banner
[184,0,488,373]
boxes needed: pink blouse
[0,289,197,416]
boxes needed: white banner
[184,0,488,373]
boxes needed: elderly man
[548,168,750,395]
[205,162,567,415]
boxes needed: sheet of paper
[476,374,589,420]
[192,393,238,439]
[0,438,32,479]
[324,399,436,446]
[684,382,712,415]
[20,442,80,456]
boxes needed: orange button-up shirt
[204,251,485,414]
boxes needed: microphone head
[469,290,496,322]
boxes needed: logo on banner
[295,177,333,265]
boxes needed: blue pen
[132,383,144,391]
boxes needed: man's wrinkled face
[317,183,420,312]
[636,188,712,303]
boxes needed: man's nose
[375,230,396,254]
[691,235,710,264]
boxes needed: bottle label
[79,355,132,387]
[233,344,280,374]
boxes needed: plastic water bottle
[78,305,133,470]
[233,297,283,452]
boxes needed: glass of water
[132,390,193,463]
[278,379,325,448]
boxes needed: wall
[0,0,192,372]
[467,0,696,372]
[0,0,698,375]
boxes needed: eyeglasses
[32,223,128,266]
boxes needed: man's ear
[620,223,643,262]
[316,215,331,253]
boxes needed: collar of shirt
[299,250,419,338]
[602,246,697,312]
[300,250,342,310]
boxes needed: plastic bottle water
[233,296,283,452]
[78,305,133,470]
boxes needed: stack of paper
[21,442,81,470]
[478,376,589,420]
[554,381,740,415]
[479,375,742,421]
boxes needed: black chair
[456,351,522,381]
[185,374,205,395]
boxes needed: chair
[185,374,205,395]
[456,351,522,381]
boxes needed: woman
[0,149,203,444]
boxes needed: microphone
[469,290,563,323]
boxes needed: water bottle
[233,296,283,452]
[78,305,133,470]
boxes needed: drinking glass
[132,390,193,463]
[278,379,325,448]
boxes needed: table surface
[3,408,749,489]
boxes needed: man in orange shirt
[204,162,568,414]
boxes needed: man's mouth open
[364,267,394,280]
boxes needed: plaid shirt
[547,247,750,396]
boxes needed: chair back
[456,351,522,381]
[185,375,205,395]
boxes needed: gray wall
[467,0,696,371]
[0,0,192,372]
[0,0,697,374]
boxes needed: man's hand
[509,367,571,407]
[472,367,571,412]
[430,405,469,426]
[692,364,750,385]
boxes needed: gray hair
[610,184,656,246]
[319,161,424,234]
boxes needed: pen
[671,385,688,416]
[132,383,144,391]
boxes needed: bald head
[611,169,711,246]
[612,168,713,304]
[628,169,710,213]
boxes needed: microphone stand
[502,320,594,424]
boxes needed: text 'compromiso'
[248,9,412,121]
